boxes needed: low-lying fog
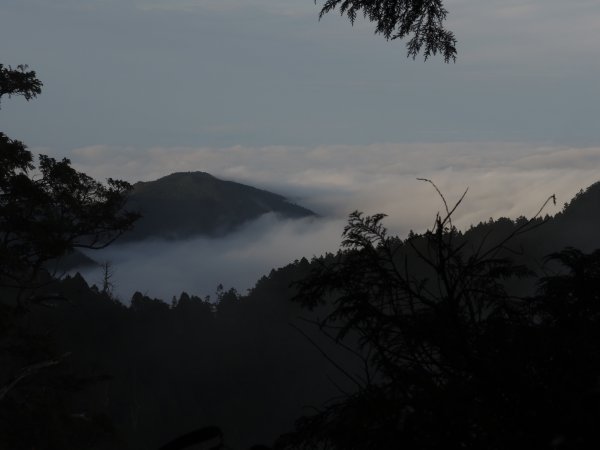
[69,142,600,303]
[74,214,345,303]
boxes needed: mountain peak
[124,172,315,241]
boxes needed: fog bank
[70,142,600,301]
[75,214,344,303]
[70,141,600,232]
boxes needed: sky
[3,0,600,300]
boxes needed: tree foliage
[278,190,600,449]
[315,0,457,62]
[0,65,139,293]
[0,65,139,448]
[0,64,42,105]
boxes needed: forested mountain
[122,172,316,241]
[5,180,600,449]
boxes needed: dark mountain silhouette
[549,181,600,250]
[462,180,600,265]
[122,171,316,241]
[558,181,600,222]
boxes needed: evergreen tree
[315,0,457,62]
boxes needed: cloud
[69,141,600,233]
[513,147,600,170]
[69,140,600,302]
[75,214,344,302]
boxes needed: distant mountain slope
[122,171,315,241]
[554,181,600,226]
[439,180,600,281]
[542,180,600,251]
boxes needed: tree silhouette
[315,0,457,62]
[0,64,139,297]
[0,64,42,105]
[0,65,138,448]
[276,186,600,449]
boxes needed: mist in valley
[70,142,600,303]
[74,214,344,302]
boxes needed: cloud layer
[68,141,600,302]
[76,214,344,302]
[70,141,600,232]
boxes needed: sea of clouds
[69,142,600,302]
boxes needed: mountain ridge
[122,171,316,241]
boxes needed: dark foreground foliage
[1,64,138,449]
[4,188,600,449]
[277,202,600,450]
[0,64,139,295]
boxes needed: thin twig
[289,322,363,389]
[0,352,71,402]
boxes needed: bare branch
[0,352,71,402]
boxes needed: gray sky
[2,0,599,221]
[3,0,600,150]
[4,0,600,299]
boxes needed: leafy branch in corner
[315,0,457,62]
